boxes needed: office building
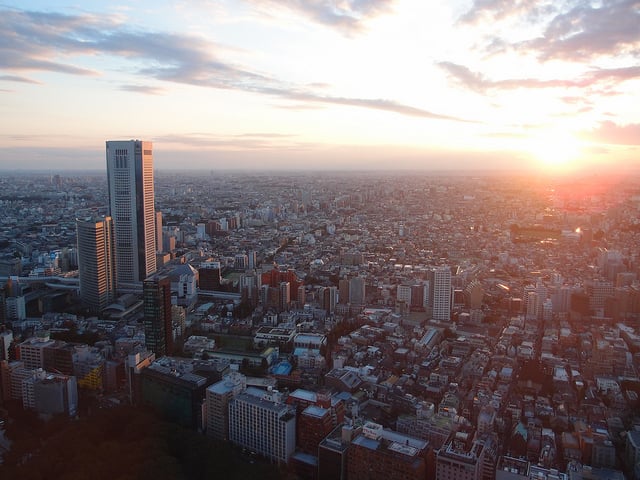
[106,140,156,284]
[349,276,366,306]
[3,360,34,402]
[280,281,291,311]
[199,261,222,291]
[24,369,78,417]
[347,422,430,480]
[228,388,296,463]
[125,350,155,404]
[436,429,486,480]
[17,332,56,369]
[155,211,163,252]
[143,275,172,357]
[140,358,208,429]
[76,215,116,313]
[206,367,246,441]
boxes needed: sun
[525,131,582,173]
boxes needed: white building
[206,367,246,441]
[106,140,156,284]
[228,387,296,463]
[18,332,56,369]
[431,266,451,321]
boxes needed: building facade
[76,215,116,313]
[106,140,156,284]
[143,275,172,357]
[206,368,246,441]
[431,266,452,321]
[228,388,296,463]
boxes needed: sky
[0,0,639,173]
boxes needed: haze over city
[1,0,639,173]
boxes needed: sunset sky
[1,0,639,172]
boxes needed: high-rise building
[143,275,172,357]
[106,140,156,284]
[280,281,291,311]
[322,286,337,314]
[76,216,116,313]
[206,367,246,441]
[430,266,452,321]
[155,211,163,253]
[349,276,366,306]
[228,388,296,463]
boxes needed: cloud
[119,84,166,95]
[244,0,396,34]
[584,121,640,145]
[284,91,471,121]
[0,7,466,122]
[0,9,106,79]
[0,74,41,84]
[438,61,575,93]
[152,132,304,151]
[460,0,640,62]
[459,0,552,25]
[529,0,640,61]
[438,61,640,94]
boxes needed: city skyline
[0,1,639,173]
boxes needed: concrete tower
[106,140,156,284]
[430,266,452,321]
[76,215,116,313]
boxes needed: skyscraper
[106,140,156,284]
[76,216,116,313]
[143,274,172,357]
[430,266,452,321]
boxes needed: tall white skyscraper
[430,266,452,321]
[106,140,156,284]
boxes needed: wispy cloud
[119,84,166,95]
[0,74,41,84]
[459,0,553,25]
[153,132,308,151]
[438,62,640,94]
[0,7,465,122]
[285,91,471,121]
[583,121,640,145]
[244,0,397,34]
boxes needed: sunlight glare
[526,131,581,173]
